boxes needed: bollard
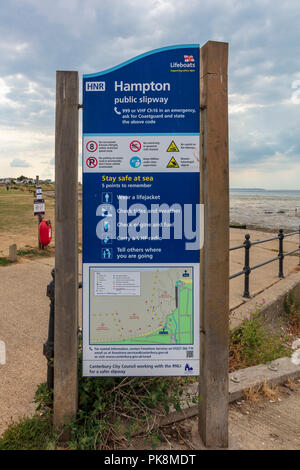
[9,244,17,262]
[0,340,6,365]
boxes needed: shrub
[229,308,290,371]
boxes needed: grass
[242,380,280,403]
[229,307,291,372]
[0,383,53,450]
[0,346,196,450]
[64,345,197,450]
[17,246,53,258]
[284,293,300,337]
[0,246,53,266]
[0,186,82,248]
[0,186,55,232]
[0,415,53,450]
[0,257,12,266]
[229,296,300,373]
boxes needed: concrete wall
[230,271,300,330]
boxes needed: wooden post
[53,71,79,429]
[35,175,43,250]
[198,41,229,447]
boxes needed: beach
[230,189,300,232]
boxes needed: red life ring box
[39,220,52,246]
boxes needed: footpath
[0,228,300,448]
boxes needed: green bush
[66,346,192,449]
[229,309,290,371]
[0,346,194,450]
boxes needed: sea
[230,189,300,232]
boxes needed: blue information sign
[82,45,201,377]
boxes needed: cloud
[0,0,299,186]
[10,158,31,168]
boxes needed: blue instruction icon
[101,248,113,259]
[130,156,142,168]
[102,192,112,203]
[102,236,112,245]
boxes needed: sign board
[36,185,43,200]
[34,199,45,215]
[82,45,201,377]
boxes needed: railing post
[43,269,55,395]
[243,234,251,298]
[278,229,284,278]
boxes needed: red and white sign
[86,140,98,152]
[184,55,195,62]
[34,199,45,216]
[82,135,199,173]
[129,140,141,152]
[86,156,98,168]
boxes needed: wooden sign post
[199,41,229,447]
[52,43,229,447]
[53,71,79,429]
[35,175,43,250]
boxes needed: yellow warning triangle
[167,156,180,168]
[167,140,179,152]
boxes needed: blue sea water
[230,189,300,231]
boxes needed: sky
[0,0,300,189]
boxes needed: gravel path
[0,258,54,435]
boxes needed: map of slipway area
[89,267,193,345]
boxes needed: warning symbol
[86,156,98,168]
[130,140,142,152]
[86,140,98,152]
[167,140,179,152]
[167,156,180,168]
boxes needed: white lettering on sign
[95,200,204,250]
[115,81,171,94]
[86,82,106,91]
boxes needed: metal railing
[230,227,300,298]
[43,268,82,394]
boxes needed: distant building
[0,178,12,184]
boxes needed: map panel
[89,267,193,345]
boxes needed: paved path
[0,228,299,443]
[228,383,300,450]
[127,381,300,450]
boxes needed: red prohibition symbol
[86,140,98,152]
[130,140,141,152]
[86,156,98,168]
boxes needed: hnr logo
[85,81,106,91]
